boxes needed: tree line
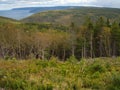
[0,17,120,60]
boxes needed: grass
[0,57,120,90]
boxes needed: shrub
[91,81,102,89]
[36,61,48,68]
[88,61,106,74]
[37,84,53,90]
[92,71,100,79]
[5,78,26,90]
[37,85,46,90]
[107,74,120,90]
[67,56,78,63]
[46,84,53,90]
[82,77,92,88]
[4,55,11,60]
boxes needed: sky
[0,0,120,10]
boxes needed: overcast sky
[0,0,120,10]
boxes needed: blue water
[0,10,34,20]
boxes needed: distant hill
[12,6,78,13]
[0,6,78,20]
[0,16,18,23]
[22,7,120,25]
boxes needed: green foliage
[4,55,10,60]
[0,58,119,90]
[87,61,106,74]
[107,74,120,90]
[92,63,106,73]
[92,71,100,79]
[22,7,120,26]
[49,56,59,62]
[0,16,18,23]
[67,56,78,63]
[0,7,120,60]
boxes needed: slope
[22,7,120,25]
[0,16,18,23]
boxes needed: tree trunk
[72,45,75,57]
[90,33,93,58]
[112,42,116,57]
[41,48,45,60]
[84,38,86,58]
[99,39,103,57]
[82,46,84,59]
[63,49,66,61]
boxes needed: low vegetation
[0,57,120,90]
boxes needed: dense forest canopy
[22,7,120,25]
[0,13,120,60]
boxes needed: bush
[88,61,106,74]
[49,56,58,62]
[107,74,120,90]
[82,77,92,88]
[5,78,26,90]
[67,56,78,63]
[4,55,11,60]
[36,61,48,68]
[0,58,120,90]
[46,84,53,90]
[92,71,100,79]
[37,84,53,90]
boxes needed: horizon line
[0,5,120,11]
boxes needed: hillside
[0,16,18,23]
[13,6,77,13]
[22,7,120,25]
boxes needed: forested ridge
[0,16,120,60]
[0,7,120,60]
[22,7,120,25]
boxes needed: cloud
[92,0,120,8]
[0,0,120,10]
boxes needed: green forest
[0,16,120,60]
[0,7,120,90]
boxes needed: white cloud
[65,0,96,3]
[0,0,7,1]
